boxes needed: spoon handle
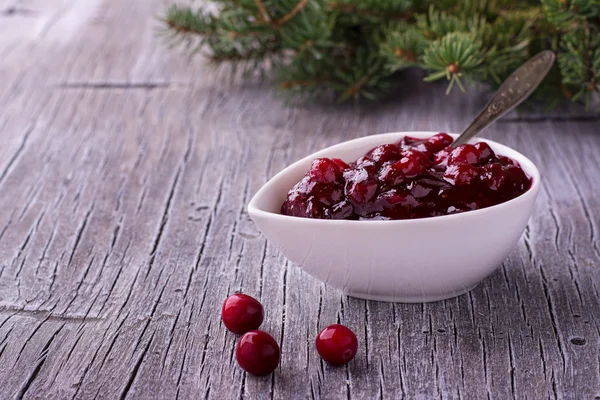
[451,50,556,148]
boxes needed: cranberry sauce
[280,133,531,220]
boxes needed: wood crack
[57,82,175,90]
[539,267,567,371]
[1,7,37,17]
[67,204,94,268]
[0,307,103,322]
[64,255,96,311]
[507,333,516,397]
[97,239,131,316]
[198,321,212,377]
[159,308,183,378]
[145,167,181,280]
[130,277,170,357]
[16,323,65,399]
[0,123,34,186]
[183,214,212,300]
[119,330,156,400]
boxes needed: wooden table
[1,1,599,398]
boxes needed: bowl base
[342,282,481,303]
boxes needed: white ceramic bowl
[248,132,540,303]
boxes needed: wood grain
[0,0,599,399]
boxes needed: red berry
[236,330,280,376]
[344,168,378,205]
[479,163,505,191]
[366,144,400,165]
[473,142,495,164]
[309,158,343,184]
[331,158,350,170]
[444,164,479,186]
[433,148,452,165]
[315,324,358,366]
[331,200,354,219]
[427,133,453,151]
[222,294,264,334]
[448,144,479,165]
[502,164,530,192]
[376,190,417,207]
[396,155,423,178]
[305,198,330,219]
[355,156,372,166]
[498,155,517,166]
[396,136,423,150]
[378,161,407,185]
[312,184,344,207]
[379,151,427,182]
[412,142,434,155]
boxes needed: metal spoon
[451,50,556,148]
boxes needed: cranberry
[280,133,531,220]
[473,142,495,164]
[409,180,435,198]
[316,324,358,366]
[355,156,370,166]
[479,163,505,191]
[377,190,408,206]
[332,158,350,170]
[402,149,432,166]
[378,155,422,184]
[331,200,354,219]
[222,294,264,334]
[448,144,479,165]
[498,155,517,166]
[375,190,418,209]
[427,133,453,151]
[309,158,343,183]
[236,330,280,376]
[366,144,400,165]
[305,198,330,219]
[312,184,344,207]
[344,168,378,205]
[378,162,405,186]
[444,164,479,186]
[502,164,530,193]
[396,155,423,178]
[396,136,422,150]
[412,141,434,155]
[433,148,452,165]
[281,192,318,219]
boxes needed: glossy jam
[281,133,531,220]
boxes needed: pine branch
[329,0,413,21]
[278,0,310,25]
[558,27,600,106]
[164,5,217,36]
[162,0,600,111]
[542,0,600,25]
[422,32,489,93]
[379,25,428,71]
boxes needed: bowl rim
[247,131,541,225]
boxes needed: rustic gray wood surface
[1,0,599,399]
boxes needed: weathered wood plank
[0,0,599,399]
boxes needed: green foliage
[423,32,488,93]
[163,0,600,109]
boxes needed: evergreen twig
[163,0,600,109]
